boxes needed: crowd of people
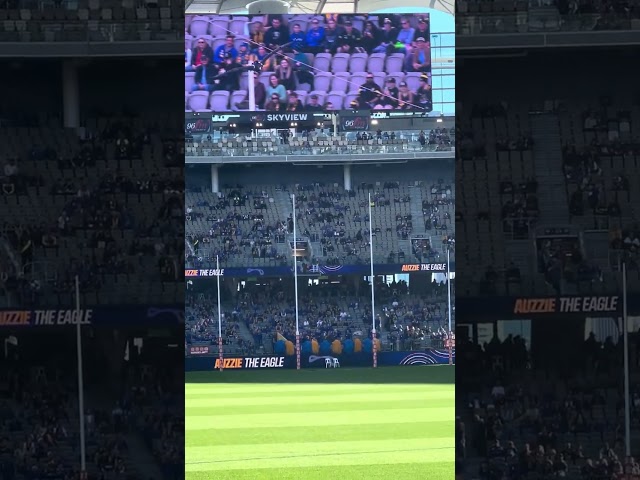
[457,45,640,478]
[0,331,182,480]
[457,0,640,34]
[185,279,453,355]
[0,116,184,307]
[457,331,640,480]
[185,14,433,111]
[186,174,455,268]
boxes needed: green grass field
[185,366,454,480]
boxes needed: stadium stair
[124,432,165,480]
[504,239,534,279]
[530,113,570,224]
[397,239,412,259]
[409,191,427,236]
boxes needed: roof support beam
[315,0,327,14]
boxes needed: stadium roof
[186,0,454,16]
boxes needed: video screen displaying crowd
[185,14,433,112]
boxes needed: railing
[457,10,640,34]
[185,132,455,157]
[0,18,183,42]
[186,142,454,158]
[22,262,58,284]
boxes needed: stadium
[0,9,183,480]
[184,4,455,479]
[456,5,640,480]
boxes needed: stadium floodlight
[623,262,630,457]
[292,194,300,370]
[368,193,377,368]
[74,275,87,477]
[217,255,223,372]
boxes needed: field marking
[185,445,454,472]
[186,391,452,409]
[185,406,454,430]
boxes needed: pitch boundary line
[185,445,454,466]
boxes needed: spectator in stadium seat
[337,20,363,53]
[397,81,415,110]
[191,55,217,92]
[373,18,398,53]
[290,48,314,89]
[265,94,283,111]
[289,23,305,51]
[286,92,303,111]
[234,71,266,110]
[214,35,238,64]
[358,73,383,109]
[415,17,429,40]
[266,74,287,103]
[324,101,336,111]
[381,78,399,109]
[305,94,323,111]
[190,37,213,69]
[408,37,431,72]
[305,19,325,54]
[236,42,252,66]
[185,47,193,71]
[217,53,241,91]
[264,17,290,49]
[249,21,265,46]
[251,44,275,71]
[274,58,296,94]
[361,21,380,53]
[415,73,432,111]
[322,19,344,54]
[395,18,416,52]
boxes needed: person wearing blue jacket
[213,35,238,64]
[305,18,325,54]
[289,23,305,51]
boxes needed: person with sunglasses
[265,93,284,111]
[190,37,213,70]
[395,18,415,53]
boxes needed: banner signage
[249,113,316,125]
[213,356,285,369]
[456,295,629,321]
[185,349,453,371]
[0,305,183,328]
[185,118,211,134]
[189,345,210,355]
[400,263,447,272]
[340,115,370,131]
[513,296,619,315]
[187,111,440,127]
[186,262,452,278]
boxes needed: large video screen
[185,14,432,114]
